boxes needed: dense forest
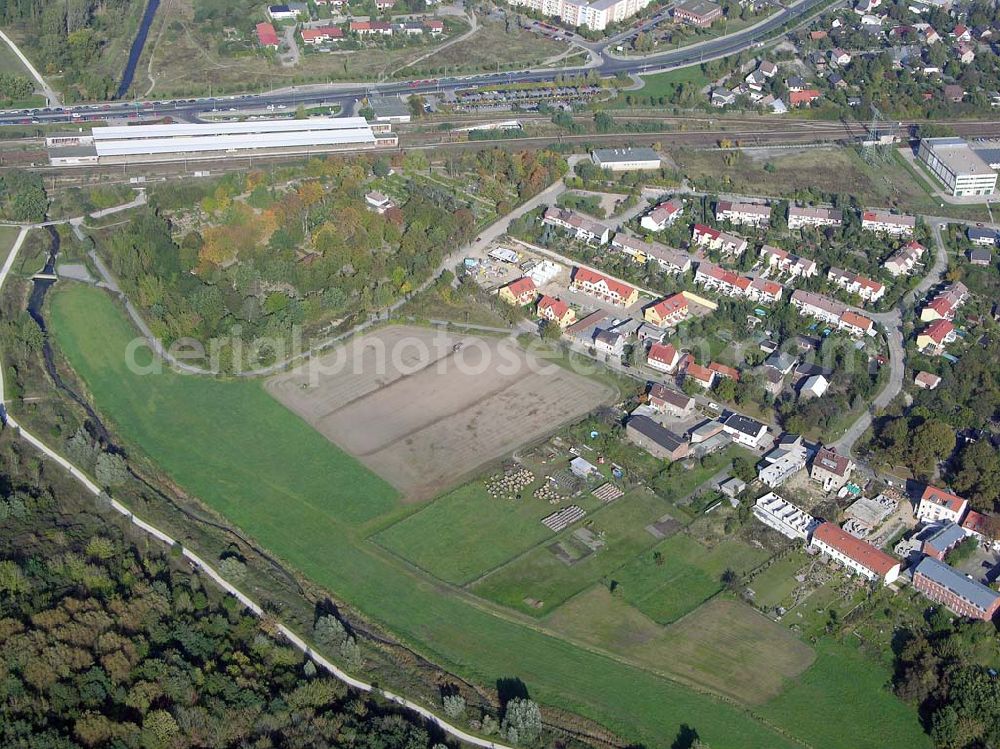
[0,432,450,749]
[0,0,143,100]
[0,169,48,222]
[894,614,1000,749]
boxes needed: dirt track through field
[266,326,615,501]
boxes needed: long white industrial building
[47,117,398,165]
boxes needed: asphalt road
[0,0,833,127]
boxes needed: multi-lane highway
[0,0,833,128]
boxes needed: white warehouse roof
[90,117,377,157]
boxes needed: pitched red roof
[686,362,715,384]
[503,276,536,298]
[302,26,344,41]
[921,485,967,513]
[571,267,635,300]
[841,310,873,332]
[812,522,898,576]
[256,22,280,46]
[648,342,679,365]
[922,318,955,344]
[692,223,720,241]
[708,362,740,381]
[789,89,821,106]
[962,510,991,535]
[537,294,569,318]
[648,293,688,318]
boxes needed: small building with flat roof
[591,147,662,171]
[369,96,412,123]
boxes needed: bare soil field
[266,326,614,500]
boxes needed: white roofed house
[640,198,684,231]
[758,437,809,487]
[365,190,394,213]
[799,374,830,398]
[715,200,771,227]
[753,492,818,540]
[787,205,844,230]
[884,240,924,276]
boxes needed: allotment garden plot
[266,325,614,500]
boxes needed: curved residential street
[832,220,950,457]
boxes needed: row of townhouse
[884,240,925,276]
[640,198,685,232]
[827,267,886,303]
[787,205,844,230]
[753,492,819,540]
[569,267,639,307]
[691,224,748,256]
[610,234,691,275]
[543,207,612,244]
[695,262,784,303]
[759,244,818,279]
[861,209,916,236]
[789,289,875,336]
[920,281,969,321]
[300,18,444,43]
[715,200,771,227]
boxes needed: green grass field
[762,638,928,749]
[0,226,21,261]
[614,533,770,624]
[47,283,933,749]
[469,488,675,614]
[545,590,813,704]
[374,479,593,585]
[748,552,808,609]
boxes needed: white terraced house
[759,245,818,278]
[884,241,924,276]
[827,267,885,302]
[695,262,752,297]
[811,522,901,585]
[691,224,747,255]
[787,205,844,229]
[543,207,611,244]
[640,198,684,231]
[861,209,915,236]
[715,200,771,227]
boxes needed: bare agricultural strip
[266,326,615,501]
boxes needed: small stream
[27,225,115,445]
